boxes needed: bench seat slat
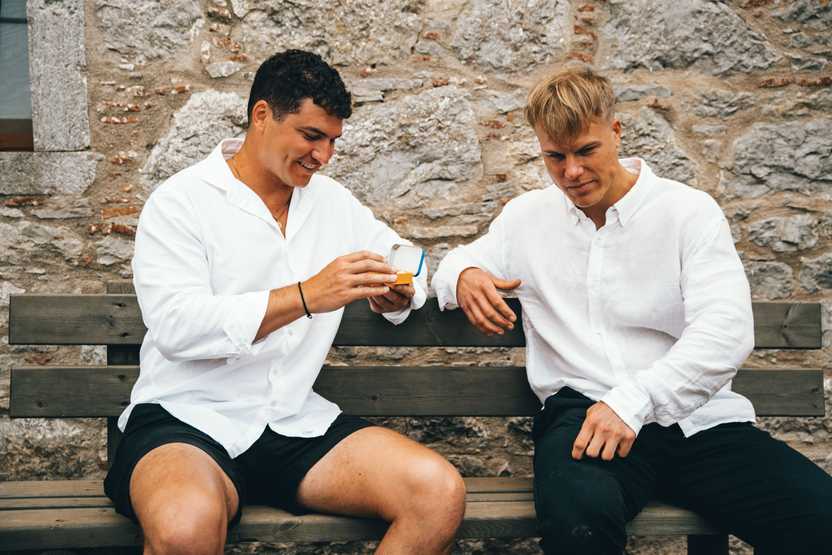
[10,366,825,418]
[0,483,718,551]
[9,296,822,349]
[0,477,538,500]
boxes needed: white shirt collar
[562,157,655,228]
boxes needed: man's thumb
[494,277,522,290]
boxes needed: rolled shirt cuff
[432,255,477,311]
[600,382,652,437]
[223,289,271,358]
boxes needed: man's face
[534,117,623,212]
[252,97,343,188]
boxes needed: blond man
[432,66,832,554]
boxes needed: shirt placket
[268,241,300,417]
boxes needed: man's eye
[578,148,596,156]
[303,133,321,141]
[546,153,564,160]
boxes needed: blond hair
[524,66,615,141]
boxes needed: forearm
[254,283,309,342]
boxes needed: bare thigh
[296,426,463,521]
[129,443,240,536]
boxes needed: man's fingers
[571,424,593,460]
[474,294,512,332]
[349,259,396,275]
[390,284,415,298]
[367,296,384,314]
[601,438,619,461]
[493,277,522,291]
[461,297,504,335]
[355,285,390,299]
[351,272,398,285]
[617,437,634,458]
[343,250,385,263]
[484,287,517,326]
[584,432,606,459]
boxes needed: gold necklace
[230,156,291,231]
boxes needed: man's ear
[611,118,622,143]
[250,100,273,131]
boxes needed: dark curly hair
[246,50,352,126]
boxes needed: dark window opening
[0,0,33,151]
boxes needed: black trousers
[532,387,832,555]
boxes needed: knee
[535,471,627,553]
[401,455,466,525]
[143,492,228,555]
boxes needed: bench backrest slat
[8,296,823,349]
[9,366,824,418]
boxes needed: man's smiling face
[254,97,343,188]
[535,117,624,214]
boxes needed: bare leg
[297,426,466,555]
[129,443,239,555]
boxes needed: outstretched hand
[456,267,521,335]
[302,251,397,314]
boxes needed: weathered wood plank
[9,296,822,349]
[10,367,824,418]
[0,480,105,499]
[0,477,536,500]
[0,499,718,550]
[0,497,113,510]
[752,302,822,349]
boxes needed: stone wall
[1,0,830,553]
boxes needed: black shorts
[103,403,372,526]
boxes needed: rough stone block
[614,84,672,103]
[238,1,422,67]
[325,86,482,210]
[142,91,247,186]
[726,118,832,198]
[601,0,780,75]
[27,0,90,151]
[446,0,571,70]
[619,108,697,185]
[748,214,818,253]
[94,0,203,60]
[0,151,99,195]
[748,261,795,300]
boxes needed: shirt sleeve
[601,212,754,435]
[132,188,270,362]
[432,211,509,311]
[347,193,427,325]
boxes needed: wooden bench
[2,282,825,554]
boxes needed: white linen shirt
[432,158,755,437]
[122,138,427,457]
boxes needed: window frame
[0,2,34,152]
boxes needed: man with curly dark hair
[104,50,465,555]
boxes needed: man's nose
[564,158,583,180]
[312,141,334,165]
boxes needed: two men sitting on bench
[107,48,832,554]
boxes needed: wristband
[297,281,312,318]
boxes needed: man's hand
[572,402,636,461]
[456,267,521,335]
[302,251,397,314]
[368,283,415,314]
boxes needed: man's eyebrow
[298,126,341,139]
[542,141,600,155]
